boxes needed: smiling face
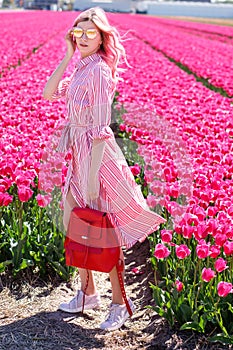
[73,20,102,58]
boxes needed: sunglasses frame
[72,27,99,40]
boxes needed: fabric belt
[56,122,92,153]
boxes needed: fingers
[87,192,98,202]
[65,28,76,56]
[65,28,74,42]
[87,176,100,203]
[87,187,99,202]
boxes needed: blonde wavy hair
[73,7,129,84]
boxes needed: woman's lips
[80,43,88,47]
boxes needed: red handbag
[65,207,120,272]
[65,206,133,316]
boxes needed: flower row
[154,16,233,41]
[0,11,75,75]
[111,13,233,97]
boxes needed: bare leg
[63,189,97,296]
[109,248,125,305]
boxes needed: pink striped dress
[53,53,166,249]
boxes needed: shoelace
[75,291,83,306]
[106,304,119,322]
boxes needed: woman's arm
[43,29,76,101]
[87,65,113,203]
[88,138,106,202]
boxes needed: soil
[0,240,232,350]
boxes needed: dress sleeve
[50,77,70,101]
[88,65,114,140]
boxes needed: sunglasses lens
[86,29,97,39]
[72,28,98,39]
[73,28,83,38]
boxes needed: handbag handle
[82,263,133,317]
[116,259,133,317]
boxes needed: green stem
[39,206,42,237]
[214,299,229,337]
[195,282,203,310]
[229,258,233,281]
[154,261,158,286]
[165,260,168,279]
[192,259,200,309]
[17,201,24,239]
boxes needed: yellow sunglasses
[72,27,99,40]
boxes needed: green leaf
[0,260,12,273]
[0,241,8,250]
[151,284,165,306]
[19,259,34,271]
[208,334,233,345]
[227,303,233,314]
[199,315,207,333]
[179,304,192,322]
[180,322,204,332]
[49,261,70,280]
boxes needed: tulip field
[0,10,233,343]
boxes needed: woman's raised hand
[43,28,76,100]
[65,28,76,58]
[87,174,100,203]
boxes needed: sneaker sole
[58,302,101,313]
[100,303,136,331]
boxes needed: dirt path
[0,240,232,349]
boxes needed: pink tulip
[217,282,233,297]
[214,233,227,247]
[206,206,218,217]
[174,224,182,235]
[195,223,208,240]
[223,240,233,256]
[154,243,171,259]
[167,184,179,198]
[182,213,199,226]
[0,178,12,191]
[0,192,13,206]
[17,186,33,202]
[15,174,32,187]
[160,229,173,243]
[176,244,191,259]
[190,205,206,221]
[196,240,210,259]
[209,245,221,258]
[52,175,63,188]
[201,268,215,282]
[182,224,194,239]
[146,194,159,208]
[227,206,233,217]
[36,194,52,207]
[119,124,126,132]
[225,226,233,240]
[130,164,141,176]
[175,280,184,292]
[214,258,228,273]
[150,181,165,196]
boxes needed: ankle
[81,289,97,296]
[112,297,125,305]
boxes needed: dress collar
[76,53,101,69]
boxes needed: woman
[43,7,165,331]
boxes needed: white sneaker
[58,290,101,313]
[100,298,135,331]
